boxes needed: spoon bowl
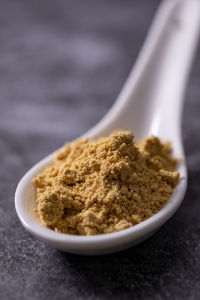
[15,156,187,255]
[15,0,200,255]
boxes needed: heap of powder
[33,131,180,235]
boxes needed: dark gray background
[0,0,200,299]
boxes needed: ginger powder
[33,131,180,235]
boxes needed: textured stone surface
[0,0,200,299]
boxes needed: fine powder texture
[33,131,180,235]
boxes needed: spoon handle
[148,0,200,141]
[86,0,200,143]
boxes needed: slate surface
[0,0,200,299]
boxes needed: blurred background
[1,0,200,299]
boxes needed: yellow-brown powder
[33,131,179,235]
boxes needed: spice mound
[33,131,180,235]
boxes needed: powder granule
[33,131,180,235]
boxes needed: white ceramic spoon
[15,0,200,255]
